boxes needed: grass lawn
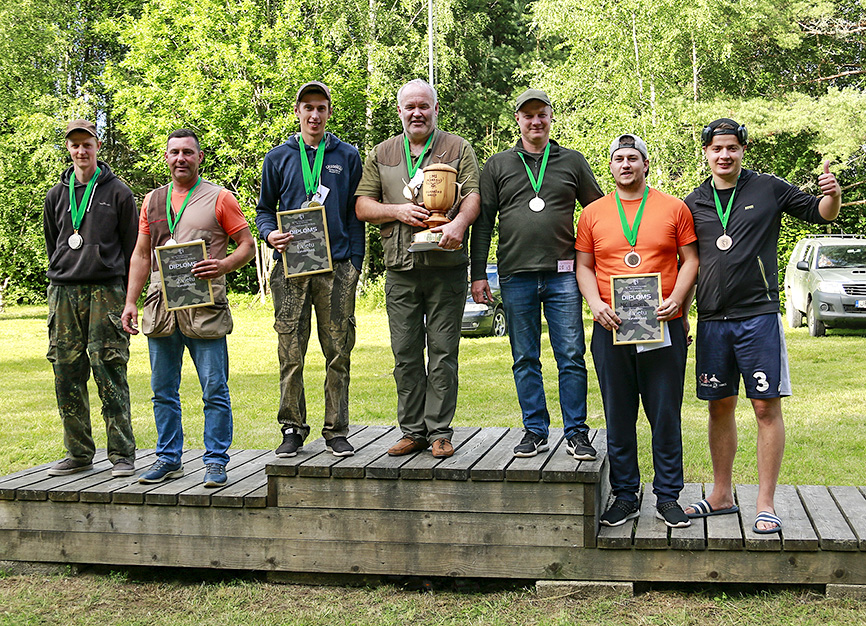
[1,299,865,623]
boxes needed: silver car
[462,264,507,337]
[783,234,866,336]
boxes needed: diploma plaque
[155,239,214,312]
[611,272,664,345]
[277,205,333,278]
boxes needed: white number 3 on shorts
[753,371,769,393]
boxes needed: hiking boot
[276,428,304,458]
[47,458,92,476]
[566,431,597,461]
[600,498,640,527]
[326,436,355,457]
[656,501,691,528]
[203,463,228,488]
[138,459,184,484]
[111,460,136,477]
[513,431,549,457]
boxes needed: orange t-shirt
[138,187,248,237]
[575,188,696,316]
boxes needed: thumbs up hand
[818,160,841,198]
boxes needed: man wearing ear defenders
[683,118,841,534]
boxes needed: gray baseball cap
[295,81,331,104]
[515,89,552,112]
[610,133,648,160]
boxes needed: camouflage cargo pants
[271,260,359,441]
[46,283,136,464]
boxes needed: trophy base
[408,230,461,253]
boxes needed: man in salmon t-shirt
[575,134,699,528]
[121,128,255,488]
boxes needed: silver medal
[624,250,641,268]
[165,238,177,246]
[529,196,545,212]
[716,234,733,251]
[68,232,83,250]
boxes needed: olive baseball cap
[610,134,648,160]
[515,89,552,112]
[295,81,332,104]
[65,119,98,138]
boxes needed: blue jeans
[147,330,233,466]
[499,271,588,439]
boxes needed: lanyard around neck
[615,186,649,247]
[166,177,201,236]
[517,142,551,195]
[299,137,326,197]
[404,132,435,179]
[68,167,101,231]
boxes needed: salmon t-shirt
[138,187,248,237]
[575,188,696,317]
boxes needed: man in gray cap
[576,133,698,527]
[256,81,364,459]
[470,89,603,459]
[43,119,138,478]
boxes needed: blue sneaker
[138,459,184,484]
[203,463,228,488]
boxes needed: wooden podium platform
[2,425,865,586]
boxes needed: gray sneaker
[111,460,136,477]
[47,458,93,476]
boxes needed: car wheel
[491,308,507,337]
[785,303,803,329]
[807,300,826,337]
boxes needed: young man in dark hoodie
[255,81,364,458]
[43,119,138,478]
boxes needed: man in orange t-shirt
[575,134,698,528]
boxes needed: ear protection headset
[701,119,748,146]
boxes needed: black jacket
[685,169,829,320]
[43,161,138,285]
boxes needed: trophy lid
[423,163,458,174]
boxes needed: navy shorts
[695,313,791,400]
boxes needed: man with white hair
[355,79,481,458]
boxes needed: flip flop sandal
[753,510,782,534]
[686,498,739,518]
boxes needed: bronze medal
[624,250,641,268]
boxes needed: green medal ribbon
[166,177,201,237]
[67,167,102,231]
[517,142,551,195]
[403,132,436,179]
[615,185,649,247]
[711,176,739,232]
[299,137,326,198]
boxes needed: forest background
[1,0,865,305]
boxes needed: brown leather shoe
[387,436,426,456]
[431,438,454,458]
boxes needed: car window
[487,271,499,289]
[802,244,814,265]
[816,245,866,268]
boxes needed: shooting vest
[141,180,233,339]
[375,129,468,270]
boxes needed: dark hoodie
[43,160,138,285]
[255,132,364,270]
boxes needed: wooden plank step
[671,483,705,551]
[0,461,60,487]
[16,456,114,501]
[597,491,638,549]
[400,427,481,480]
[296,425,370,478]
[798,485,859,551]
[265,432,333,478]
[328,426,396,479]
[364,432,426,479]
[210,458,271,508]
[737,484,781,551]
[433,427,508,481]
[0,451,109,500]
[469,428,525,482]
[505,429,564,482]
[542,429,605,483]
[829,486,866,550]
[244,485,268,508]
[705,483,743,551]
[145,454,210,505]
[775,484,818,551]
[177,450,272,507]
[633,485,667,549]
[110,450,204,505]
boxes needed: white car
[783,234,866,336]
